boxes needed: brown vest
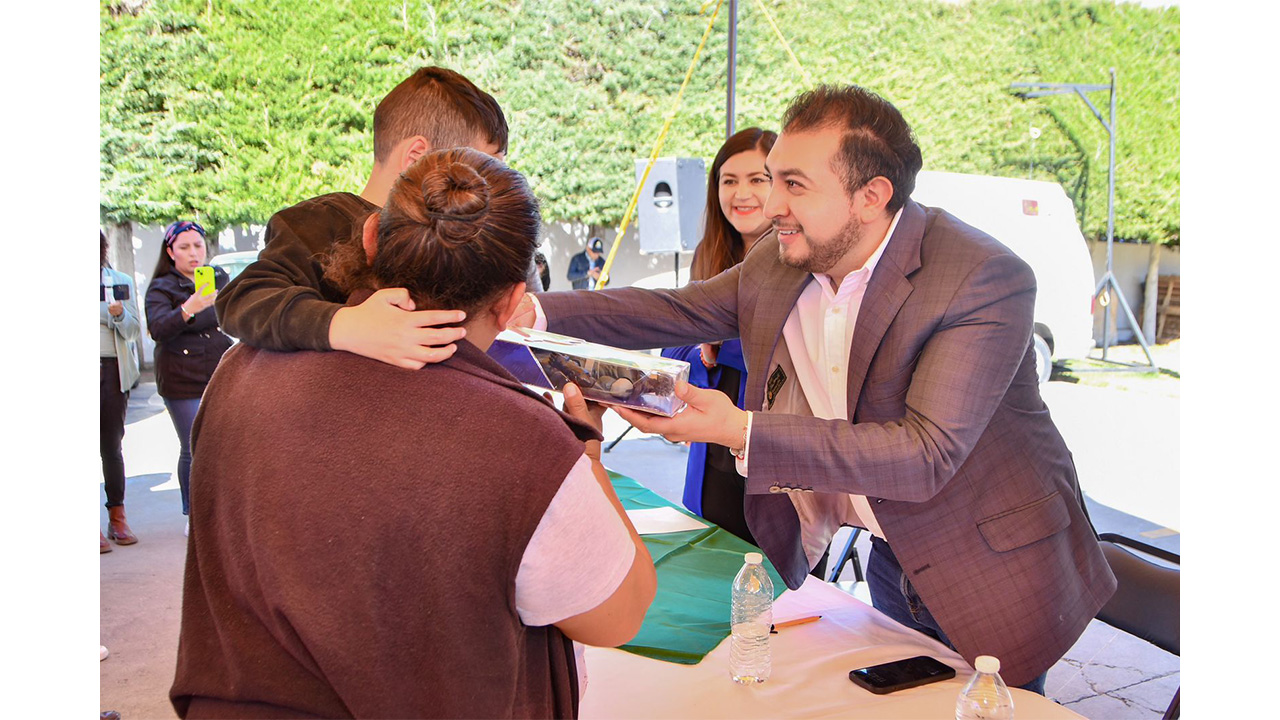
[170,340,599,719]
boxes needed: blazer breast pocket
[976,491,1071,553]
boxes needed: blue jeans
[866,536,1048,696]
[164,397,202,516]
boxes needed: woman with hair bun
[171,148,655,720]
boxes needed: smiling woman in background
[144,221,233,534]
[661,127,776,545]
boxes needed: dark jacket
[566,251,603,290]
[214,192,378,352]
[146,268,234,400]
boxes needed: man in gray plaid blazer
[520,85,1115,691]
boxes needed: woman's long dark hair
[689,127,777,282]
[324,147,541,315]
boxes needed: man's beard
[777,214,864,275]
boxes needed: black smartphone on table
[848,655,956,694]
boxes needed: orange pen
[770,615,822,633]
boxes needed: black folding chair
[1095,532,1180,720]
[826,528,865,583]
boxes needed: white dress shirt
[740,207,904,541]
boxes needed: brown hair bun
[421,160,491,220]
[322,147,541,316]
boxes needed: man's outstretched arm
[615,252,1037,504]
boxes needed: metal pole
[1098,68,1155,371]
[1107,69,1117,287]
[726,0,737,139]
[1009,74,1157,373]
[1102,68,1117,360]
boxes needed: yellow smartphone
[193,266,215,297]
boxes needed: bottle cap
[744,552,763,565]
[975,655,1000,674]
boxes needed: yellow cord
[751,0,812,84]
[596,0,726,289]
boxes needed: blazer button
[769,486,782,493]
[876,499,883,504]
[182,349,189,355]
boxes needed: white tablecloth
[581,577,1082,719]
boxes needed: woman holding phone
[145,220,233,533]
[101,231,142,551]
[661,127,777,546]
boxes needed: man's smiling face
[763,128,865,275]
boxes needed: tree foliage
[101,0,1179,244]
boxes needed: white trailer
[912,170,1096,382]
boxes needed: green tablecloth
[609,470,785,665]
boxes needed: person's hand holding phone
[182,287,218,318]
[193,266,216,297]
[108,299,124,317]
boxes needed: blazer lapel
[845,201,925,415]
[743,242,811,412]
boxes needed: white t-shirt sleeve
[515,453,636,627]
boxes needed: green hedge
[101,0,1179,244]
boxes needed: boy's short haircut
[373,67,509,162]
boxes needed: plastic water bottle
[730,551,773,684]
[955,655,1015,719]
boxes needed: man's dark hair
[372,67,509,162]
[781,85,922,212]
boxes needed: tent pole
[726,0,737,139]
